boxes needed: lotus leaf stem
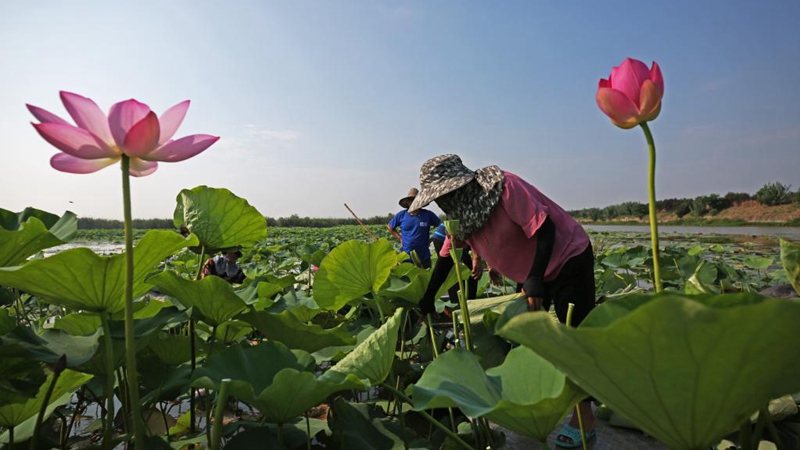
[640,122,662,292]
[29,355,65,450]
[566,303,588,450]
[305,413,312,450]
[100,313,115,450]
[211,379,231,450]
[381,383,473,450]
[449,249,474,351]
[120,156,145,450]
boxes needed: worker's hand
[522,276,544,312]
[523,293,544,312]
[471,255,484,280]
[488,268,503,286]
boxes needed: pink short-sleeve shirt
[440,172,590,284]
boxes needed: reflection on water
[584,225,800,240]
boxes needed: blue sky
[1,1,798,219]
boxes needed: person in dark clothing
[430,223,478,303]
[410,154,597,449]
[201,249,245,284]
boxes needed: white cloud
[244,125,300,143]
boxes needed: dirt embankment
[578,201,800,225]
[713,200,800,222]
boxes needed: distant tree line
[264,213,396,228]
[77,218,175,229]
[78,214,399,229]
[569,182,800,221]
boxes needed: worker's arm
[521,215,555,311]
[387,224,402,243]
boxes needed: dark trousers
[516,244,596,326]
[432,239,478,302]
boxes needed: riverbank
[576,201,800,227]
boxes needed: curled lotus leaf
[241,310,354,353]
[498,292,800,450]
[0,208,77,267]
[147,270,247,326]
[0,231,197,313]
[412,346,585,442]
[780,238,800,295]
[191,341,365,424]
[313,239,398,311]
[173,186,267,252]
[0,369,93,443]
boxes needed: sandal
[555,423,597,449]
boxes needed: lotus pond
[1,190,799,450]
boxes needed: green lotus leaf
[148,271,247,326]
[0,231,197,313]
[0,308,13,336]
[148,333,208,365]
[140,362,192,405]
[192,341,366,424]
[452,293,524,327]
[0,359,45,407]
[224,419,330,450]
[741,256,773,270]
[412,346,584,442]
[321,307,402,386]
[212,320,253,344]
[241,310,354,353]
[0,208,77,267]
[0,326,100,367]
[173,186,267,251]
[313,239,398,311]
[381,262,471,305]
[498,292,800,450]
[328,397,422,450]
[0,369,93,443]
[52,307,186,376]
[780,238,800,295]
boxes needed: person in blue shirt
[388,188,441,268]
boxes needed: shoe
[555,423,597,449]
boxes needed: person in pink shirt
[409,154,596,448]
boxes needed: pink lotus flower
[28,92,219,176]
[596,58,664,129]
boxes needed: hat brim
[408,174,475,212]
[399,196,415,208]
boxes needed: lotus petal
[596,87,640,129]
[26,105,69,125]
[609,58,652,105]
[60,91,114,145]
[33,123,116,159]
[638,79,662,122]
[108,99,151,148]
[143,134,219,162]
[129,158,158,177]
[158,100,190,145]
[123,112,160,157]
[50,154,119,174]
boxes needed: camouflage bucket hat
[408,154,503,213]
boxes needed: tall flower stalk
[640,122,662,292]
[28,92,219,449]
[596,58,665,292]
[444,220,473,350]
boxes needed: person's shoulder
[501,171,538,193]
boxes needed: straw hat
[408,154,503,212]
[399,187,419,208]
